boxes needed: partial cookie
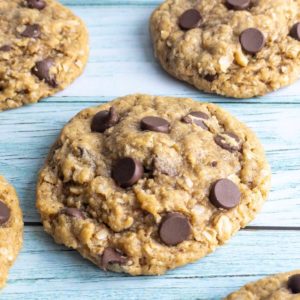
[37,94,271,275]
[0,0,89,111]
[150,0,300,98]
[0,176,23,288]
[225,270,300,299]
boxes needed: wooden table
[1,1,300,299]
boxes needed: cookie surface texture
[36,94,271,275]
[225,270,300,299]
[0,0,89,111]
[150,0,300,98]
[0,176,23,288]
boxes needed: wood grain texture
[46,5,300,102]
[3,227,300,300]
[0,0,300,299]
[1,100,299,226]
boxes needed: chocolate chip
[209,179,241,209]
[62,208,85,219]
[211,161,218,167]
[0,45,11,52]
[182,111,209,130]
[91,107,119,133]
[204,74,217,82]
[139,257,147,266]
[101,248,127,270]
[26,0,46,10]
[112,157,144,188]
[227,132,240,142]
[21,24,41,38]
[32,58,57,87]
[159,213,191,246]
[226,0,251,10]
[290,23,300,41]
[214,132,241,152]
[0,201,10,225]
[141,116,170,133]
[288,274,300,294]
[179,9,202,30]
[251,0,259,6]
[191,111,209,119]
[239,28,265,54]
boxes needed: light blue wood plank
[60,0,160,5]
[1,100,299,226]
[43,5,300,103]
[2,227,300,299]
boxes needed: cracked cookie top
[0,176,23,288]
[226,270,300,299]
[37,94,271,275]
[0,0,89,111]
[150,0,300,98]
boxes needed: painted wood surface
[1,99,300,227]
[4,228,300,300]
[0,1,300,299]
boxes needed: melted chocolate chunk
[21,24,41,38]
[209,179,241,209]
[91,107,119,133]
[32,58,57,87]
[141,116,170,133]
[26,0,46,10]
[239,28,265,54]
[101,248,127,270]
[159,213,191,246]
[179,9,202,30]
[112,157,144,188]
[0,201,10,225]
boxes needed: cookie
[225,270,300,299]
[150,0,300,98]
[0,0,89,111]
[36,94,271,275]
[0,176,23,288]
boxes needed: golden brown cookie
[225,270,300,299]
[150,0,300,98]
[0,0,89,111]
[37,94,271,275]
[0,176,23,288]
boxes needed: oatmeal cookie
[0,0,89,111]
[225,270,300,299]
[37,94,271,275]
[0,176,23,288]
[150,0,300,98]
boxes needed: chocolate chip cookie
[0,176,23,288]
[0,0,89,111]
[150,0,300,98]
[36,94,271,275]
[225,270,300,299]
